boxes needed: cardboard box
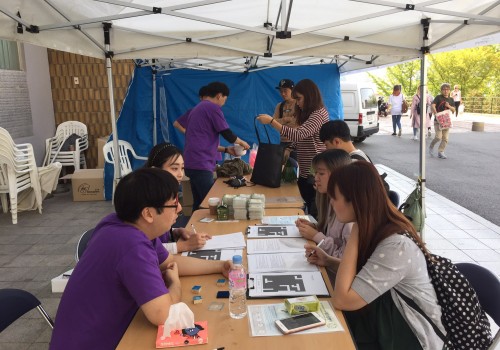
[72,169,105,201]
[181,175,193,216]
[51,269,73,293]
[97,136,109,168]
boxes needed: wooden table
[117,209,355,350]
[199,178,304,209]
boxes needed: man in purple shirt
[173,85,209,134]
[50,169,231,350]
[184,81,249,211]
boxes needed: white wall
[15,44,55,166]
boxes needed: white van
[340,82,379,142]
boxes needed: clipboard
[247,271,330,299]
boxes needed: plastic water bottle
[228,255,247,319]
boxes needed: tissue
[162,302,195,338]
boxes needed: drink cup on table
[208,197,220,215]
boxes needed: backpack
[216,158,252,177]
[350,153,390,193]
[397,232,492,350]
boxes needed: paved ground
[359,112,500,226]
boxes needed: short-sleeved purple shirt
[50,213,169,350]
[184,100,229,171]
[176,108,192,129]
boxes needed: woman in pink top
[297,149,353,284]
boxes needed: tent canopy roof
[1,0,499,72]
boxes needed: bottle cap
[232,255,242,264]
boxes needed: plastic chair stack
[103,140,147,177]
[43,121,89,172]
[0,127,43,224]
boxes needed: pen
[191,224,197,234]
[307,239,325,258]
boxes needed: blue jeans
[185,169,214,212]
[392,115,402,133]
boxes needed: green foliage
[368,45,500,99]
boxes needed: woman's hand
[305,243,333,267]
[256,114,273,124]
[163,262,180,287]
[295,218,316,228]
[297,220,319,240]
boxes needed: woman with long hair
[146,142,211,253]
[257,79,328,217]
[307,161,445,349]
[297,149,353,284]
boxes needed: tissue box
[285,295,320,315]
[51,269,74,293]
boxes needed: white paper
[247,253,318,273]
[247,238,307,254]
[261,215,318,226]
[248,271,329,298]
[248,301,344,337]
[181,249,243,261]
[247,225,302,239]
[195,232,246,251]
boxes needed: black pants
[297,177,317,218]
[344,292,423,350]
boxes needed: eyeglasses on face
[157,194,179,210]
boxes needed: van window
[360,88,377,109]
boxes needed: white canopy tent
[1,0,499,218]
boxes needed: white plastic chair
[43,121,89,172]
[0,129,43,224]
[103,140,147,177]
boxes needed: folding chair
[0,289,54,333]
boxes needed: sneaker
[413,136,418,141]
[427,130,432,138]
[429,146,435,157]
[398,129,402,137]
[438,152,447,159]
[392,132,397,136]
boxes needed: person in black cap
[273,79,298,149]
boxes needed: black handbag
[250,117,284,188]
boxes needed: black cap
[276,79,294,90]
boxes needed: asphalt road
[357,115,500,226]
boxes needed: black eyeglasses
[157,195,179,210]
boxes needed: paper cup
[208,197,220,215]
[233,144,247,156]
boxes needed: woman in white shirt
[452,85,462,117]
[388,85,404,137]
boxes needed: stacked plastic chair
[43,121,89,172]
[0,127,43,224]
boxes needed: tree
[368,45,500,99]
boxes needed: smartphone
[216,291,230,299]
[275,312,325,335]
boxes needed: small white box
[51,269,73,293]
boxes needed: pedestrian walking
[429,83,456,159]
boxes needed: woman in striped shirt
[257,79,329,217]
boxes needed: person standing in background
[410,87,433,141]
[184,82,250,211]
[173,86,209,134]
[387,85,404,137]
[452,85,462,117]
[429,83,456,159]
[257,79,328,218]
[273,79,298,159]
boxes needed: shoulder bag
[250,117,284,188]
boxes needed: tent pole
[419,18,430,242]
[104,22,121,200]
[152,59,157,145]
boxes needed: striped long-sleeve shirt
[281,107,329,178]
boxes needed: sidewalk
[378,164,500,277]
[378,112,500,135]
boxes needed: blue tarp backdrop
[105,64,342,200]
